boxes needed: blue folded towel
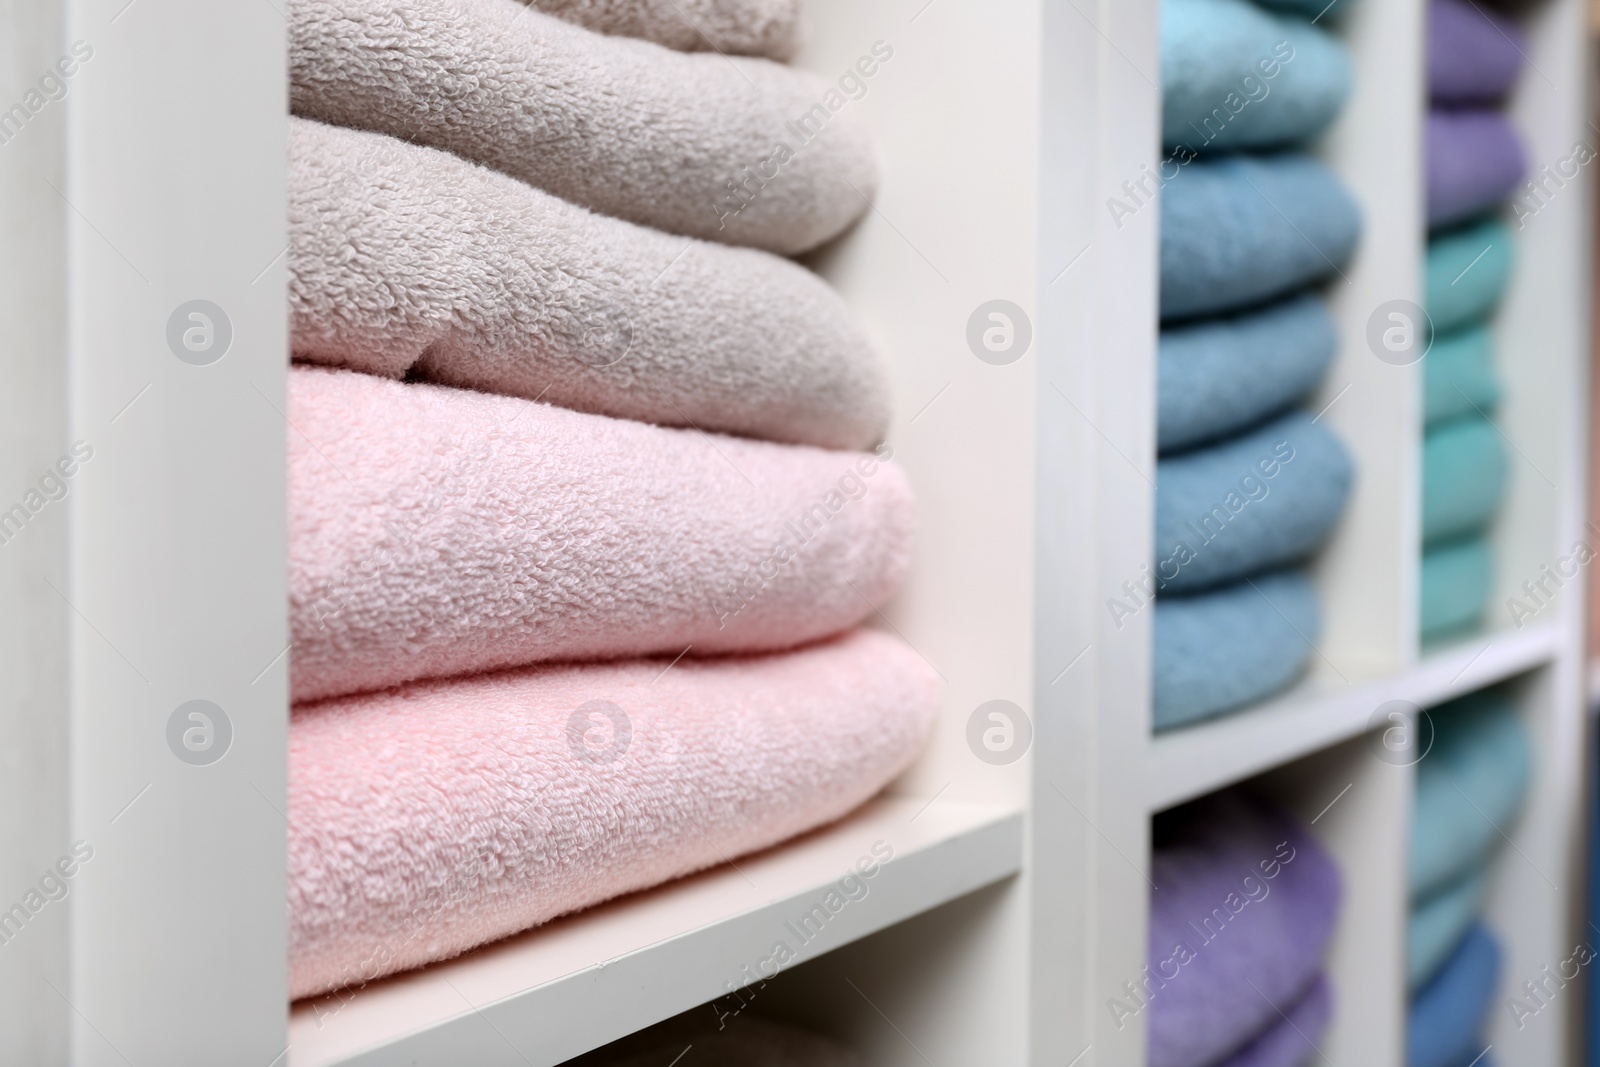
[1162,0,1351,151]
[1161,154,1362,322]
[1412,691,1531,899]
[1159,294,1337,454]
[1422,415,1507,546]
[1421,535,1493,640]
[1155,412,1353,593]
[1153,569,1318,730]
[1426,217,1514,334]
[1409,866,1486,991]
[1408,923,1500,1067]
[1424,324,1500,429]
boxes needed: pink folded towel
[289,367,913,703]
[288,629,937,999]
[532,0,802,60]
[290,0,879,254]
[289,119,889,451]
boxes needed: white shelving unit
[0,0,1589,1064]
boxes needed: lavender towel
[1219,974,1332,1067]
[1429,0,1526,104]
[1146,791,1342,1067]
[1427,111,1526,230]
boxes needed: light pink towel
[290,0,879,254]
[289,367,913,703]
[288,629,937,999]
[530,0,803,60]
[289,118,889,451]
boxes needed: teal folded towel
[1422,415,1507,546]
[1420,535,1493,640]
[1161,154,1362,322]
[1153,569,1318,730]
[1409,866,1486,991]
[1162,0,1351,151]
[1408,923,1499,1067]
[1424,325,1500,428]
[1254,0,1349,16]
[1159,294,1337,454]
[1155,412,1353,593]
[1411,691,1531,899]
[1426,217,1514,334]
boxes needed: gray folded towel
[290,118,889,450]
[532,0,802,59]
[290,0,880,254]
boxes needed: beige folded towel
[532,0,802,60]
[290,118,889,450]
[290,0,880,254]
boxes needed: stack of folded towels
[1152,0,1360,730]
[1145,790,1343,1067]
[1407,691,1531,1067]
[284,0,938,1002]
[1419,0,1527,640]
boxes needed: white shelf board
[1145,621,1562,812]
[286,796,1022,1067]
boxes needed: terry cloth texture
[1420,535,1493,639]
[1426,217,1514,333]
[1407,923,1500,1067]
[1428,0,1526,104]
[569,1013,863,1066]
[1160,154,1361,322]
[289,0,879,255]
[1158,294,1337,454]
[1146,791,1341,1067]
[288,629,937,999]
[288,367,914,703]
[530,0,803,60]
[1424,325,1501,429]
[1153,412,1354,594]
[1411,691,1532,899]
[1216,974,1332,1067]
[1427,111,1526,230]
[1409,867,1486,991]
[289,119,888,452]
[1422,415,1508,546]
[1152,570,1319,731]
[1162,0,1350,152]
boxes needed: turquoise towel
[1426,217,1514,334]
[1408,923,1500,1067]
[1154,412,1353,593]
[1162,0,1351,151]
[1422,415,1507,546]
[1409,866,1486,991]
[1411,691,1531,899]
[1152,569,1318,731]
[1420,535,1493,640]
[1159,294,1337,454]
[1161,154,1361,322]
[1254,0,1349,16]
[1424,324,1500,429]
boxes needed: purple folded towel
[1220,974,1332,1067]
[1429,0,1526,104]
[1427,111,1526,229]
[1145,791,1342,1067]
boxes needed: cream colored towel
[533,0,802,60]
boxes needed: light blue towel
[1422,415,1507,547]
[1152,569,1318,730]
[1161,154,1362,322]
[1154,412,1353,593]
[1424,324,1500,429]
[1408,923,1500,1067]
[1159,294,1337,454]
[1420,535,1493,640]
[1163,0,1351,151]
[1409,866,1486,991]
[1411,691,1531,899]
[1426,217,1514,334]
